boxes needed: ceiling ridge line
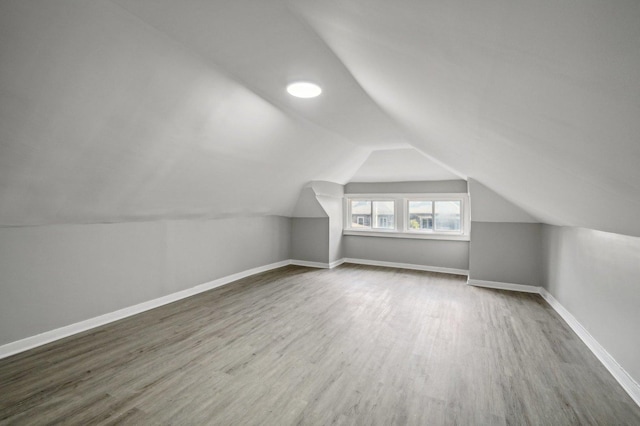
[108,0,363,151]
[289,3,467,180]
[287,2,419,145]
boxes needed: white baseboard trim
[290,259,331,269]
[0,259,291,360]
[467,280,640,407]
[290,259,345,269]
[467,278,541,293]
[342,258,469,276]
[0,256,467,359]
[329,258,345,269]
[3,258,637,408]
[539,288,640,407]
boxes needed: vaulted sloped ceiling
[349,149,461,183]
[0,0,375,225]
[292,0,640,236]
[1,0,639,237]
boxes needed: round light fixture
[286,81,322,98]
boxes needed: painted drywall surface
[343,236,469,270]
[297,1,640,237]
[469,222,542,286]
[0,216,291,346]
[291,186,328,218]
[0,0,369,226]
[468,179,538,223]
[541,225,640,385]
[349,148,461,182]
[167,217,291,292]
[316,195,343,263]
[311,181,345,198]
[113,0,408,150]
[313,181,345,263]
[290,181,344,263]
[345,180,467,194]
[4,0,640,237]
[291,218,330,264]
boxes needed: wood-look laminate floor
[1,264,639,425]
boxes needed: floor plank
[1,264,638,425]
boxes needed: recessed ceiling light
[286,82,322,98]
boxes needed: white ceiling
[1,0,639,236]
[349,149,460,183]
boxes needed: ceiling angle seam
[107,0,360,149]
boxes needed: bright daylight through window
[408,200,461,232]
[350,200,395,230]
[345,194,469,240]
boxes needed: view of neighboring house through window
[372,201,394,229]
[408,200,461,232]
[408,201,433,230]
[351,200,371,228]
[351,200,395,229]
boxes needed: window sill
[342,230,470,241]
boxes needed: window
[350,200,371,228]
[435,200,461,232]
[408,201,433,231]
[373,201,394,230]
[407,200,461,233]
[349,199,395,230]
[344,193,469,240]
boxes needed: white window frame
[344,193,470,241]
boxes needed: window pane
[351,200,371,228]
[408,201,433,231]
[372,201,394,229]
[434,201,461,231]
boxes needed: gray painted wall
[291,186,328,218]
[345,180,467,194]
[468,179,538,223]
[468,177,541,285]
[469,222,542,286]
[317,196,344,263]
[0,216,291,346]
[541,225,640,385]
[290,181,342,264]
[344,236,469,270]
[314,182,345,263]
[290,218,329,264]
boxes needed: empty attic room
[1,1,640,425]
